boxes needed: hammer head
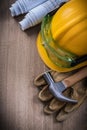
[43,72,77,103]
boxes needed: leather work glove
[34,69,87,121]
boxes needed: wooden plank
[0,0,87,130]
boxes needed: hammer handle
[62,67,87,88]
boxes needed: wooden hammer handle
[62,66,87,88]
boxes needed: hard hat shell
[37,0,87,72]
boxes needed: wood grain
[0,0,87,130]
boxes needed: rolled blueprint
[19,0,68,30]
[10,0,47,17]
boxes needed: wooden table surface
[0,0,87,130]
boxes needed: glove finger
[49,98,66,111]
[56,109,71,122]
[43,105,55,114]
[38,85,53,101]
[65,79,87,113]
[49,88,72,111]
[34,73,47,87]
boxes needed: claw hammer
[43,67,87,103]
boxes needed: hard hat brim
[37,33,87,72]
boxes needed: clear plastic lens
[41,15,77,68]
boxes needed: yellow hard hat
[37,0,87,72]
